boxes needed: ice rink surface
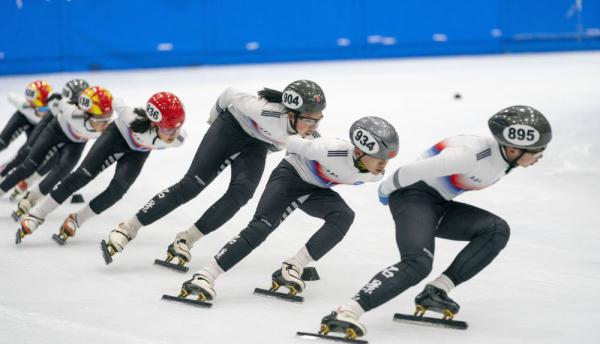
[1,51,599,344]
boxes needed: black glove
[46,93,62,103]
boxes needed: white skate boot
[9,180,29,202]
[11,192,34,222]
[100,222,136,264]
[52,213,79,245]
[16,213,45,244]
[179,273,216,301]
[320,307,367,340]
[271,262,305,296]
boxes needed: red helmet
[145,92,185,129]
[25,80,52,108]
[79,86,113,117]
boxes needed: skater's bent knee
[402,254,433,282]
[173,175,204,203]
[239,217,273,248]
[492,217,510,250]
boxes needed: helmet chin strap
[353,151,369,173]
[287,111,301,134]
[500,144,525,174]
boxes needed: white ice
[0,51,599,344]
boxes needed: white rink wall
[0,51,599,344]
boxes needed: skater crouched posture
[0,86,113,204]
[0,80,53,153]
[177,116,399,302]
[318,106,552,340]
[17,92,186,244]
[101,80,326,264]
[6,79,90,204]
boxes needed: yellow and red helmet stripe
[78,86,113,117]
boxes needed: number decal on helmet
[62,88,72,99]
[146,102,162,122]
[25,88,36,101]
[353,129,380,153]
[502,124,540,146]
[79,95,92,111]
[282,90,303,110]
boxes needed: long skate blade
[11,212,20,222]
[301,266,320,281]
[52,234,67,246]
[154,259,189,272]
[100,240,113,265]
[393,313,468,330]
[296,331,368,344]
[161,294,212,308]
[253,288,303,303]
[15,229,22,245]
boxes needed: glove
[378,184,390,205]
[46,93,62,103]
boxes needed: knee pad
[239,216,273,249]
[326,206,355,237]
[401,254,433,283]
[224,183,257,208]
[172,174,204,204]
[107,179,131,200]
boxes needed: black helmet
[488,105,552,150]
[281,80,326,114]
[62,79,90,103]
[350,116,399,160]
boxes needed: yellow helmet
[25,80,52,108]
[78,86,113,116]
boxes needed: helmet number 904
[282,90,303,110]
[353,129,379,153]
[146,103,162,122]
[502,124,540,146]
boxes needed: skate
[100,223,134,265]
[52,214,79,245]
[162,273,215,308]
[9,180,28,202]
[392,285,467,330]
[154,233,192,273]
[11,192,34,222]
[297,309,368,343]
[254,262,305,303]
[15,213,45,244]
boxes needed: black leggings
[1,113,58,180]
[0,117,85,193]
[214,160,355,272]
[353,182,510,312]
[135,110,269,234]
[49,123,150,214]
[0,111,34,152]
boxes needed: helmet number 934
[353,129,379,153]
[502,124,540,146]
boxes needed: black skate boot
[414,285,460,320]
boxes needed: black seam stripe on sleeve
[261,110,282,118]
[476,148,492,160]
[311,131,321,138]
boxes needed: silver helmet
[281,80,326,114]
[349,116,399,160]
[488,105,552,150]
